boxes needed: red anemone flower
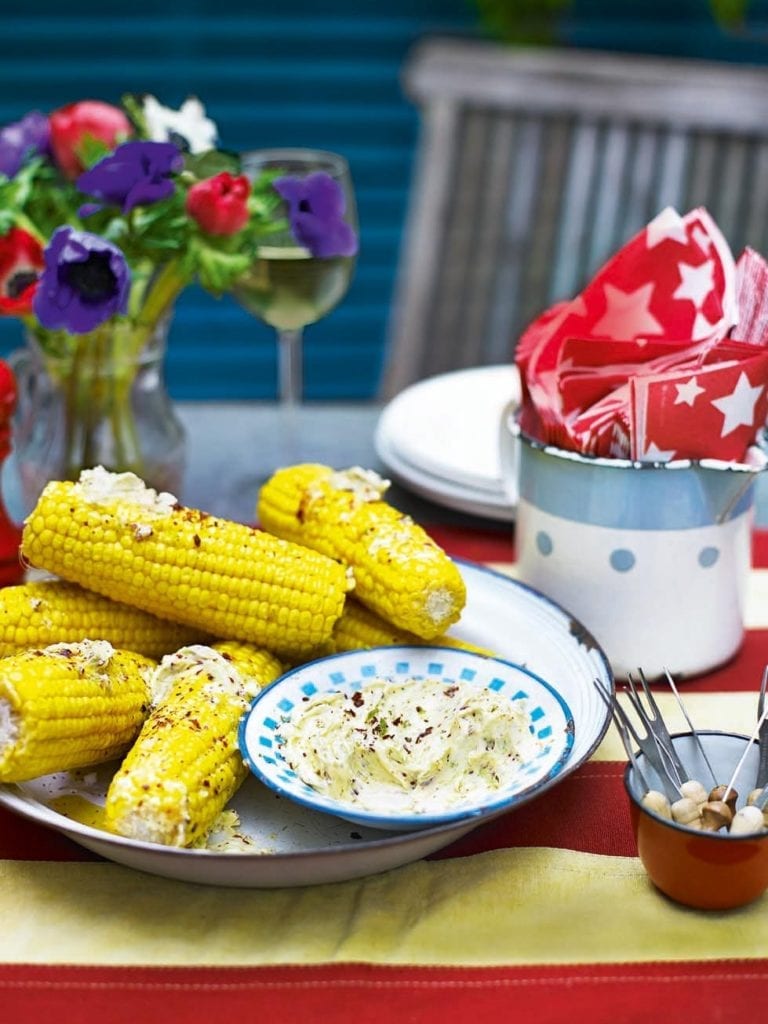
[186,172,251,235]
[49,100,132,180]
[0,227,45,315]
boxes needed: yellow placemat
[2,846,766,967]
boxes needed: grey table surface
[170,400,513,530]
[4,399,768,529]
[1,400,512,532]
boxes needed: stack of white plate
[374,365,519,520]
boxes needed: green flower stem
[110,355,143,474]
[57,325,138,479]
[136,261,188,326]
[31,317,167,483]
[12,211,46,244]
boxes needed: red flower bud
[49,100,132,179]
[0,227,45,316]
[186,172,251,235]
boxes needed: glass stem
[277,328,304,406]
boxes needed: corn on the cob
[105,642,283,847]
[257,464,466,639]
[324,598,492,657]
[21,467,350,654]
[0,641,155,783]
[0,579,209,660]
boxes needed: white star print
[674,377,706,407]
[640,441,677,462]
[711,372,763,437]
[591,282,664,338]
[645,207,689,248]
[673,260,715,308]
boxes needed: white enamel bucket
[500,403,768,679]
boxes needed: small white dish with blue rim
[239,645,575,832]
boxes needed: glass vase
[11,313,186,513]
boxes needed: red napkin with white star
[515,207,768,462]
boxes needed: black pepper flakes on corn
[21,468,351,657]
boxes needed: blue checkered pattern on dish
[239,646,576,832]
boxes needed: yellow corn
[257,464,466,639]
[325,598,493,657]
[212,639,286,688]
[105,642,283,847]
[0,579,209,660]
[21,467,350,653]
[0,641,155,783]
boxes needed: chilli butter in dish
[239,645,575,831]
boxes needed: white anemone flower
[142,95,218,154]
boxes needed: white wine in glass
[234,148,358,408]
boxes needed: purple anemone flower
[0,111,50,178]
[274,172,357,258]
[33,226,130,333]
[76,140,183,215]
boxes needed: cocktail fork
[755,665,768,791]
[593,678,681,802]
[625,670,688,789]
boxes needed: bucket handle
[715,430,768,524]
[498,398,520,508]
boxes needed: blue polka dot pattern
[536,531,553,556]
[699,546,720,568]
[610,549,636,572]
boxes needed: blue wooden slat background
[0,1,766,400]
[0,2,477,401]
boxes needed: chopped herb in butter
[280,677,538,815]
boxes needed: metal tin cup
[500,402,768,679]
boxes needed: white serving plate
[0,561,612,888]
[375,429,515,522]
[378,365,520,493]
[375,365,519,521]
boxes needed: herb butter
[280,677,538,815]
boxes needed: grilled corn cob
[257,464,466,639]
[0,641,155,783]
[0,579,209,660]
[105,642,283,847]
[21,467,350,655]
[305,597,493,659]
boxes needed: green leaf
[709,0,747,26]
[185,149,240,180]
[121,93,149,136]
[77,134,113,170]
[191,240,252,294]
[474,0,571,45]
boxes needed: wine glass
[234,148,358,418]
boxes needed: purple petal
[273,176,306,205]
[77,202,103,218]
[293,213,358,258]
[302,172,346,219]
[0,110,50,178]
[275,170,357,259]
[122,176,175,213]
[77,140,182,212]
[33,226,130,333]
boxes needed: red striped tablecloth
[2,526,767,1024]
